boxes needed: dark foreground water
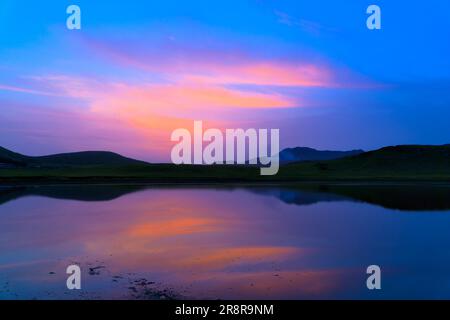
[1,183,450,300]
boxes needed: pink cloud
[80,35,371,89]
[181,62,333,87]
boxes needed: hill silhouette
[0,146,148,167]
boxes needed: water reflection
[2,182,450,211]
[1,183,450,299]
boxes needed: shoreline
[1,178,450,187]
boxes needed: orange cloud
[20,75,294,157]
[2,71,299,161]
[181,62,334,87]
[94,82,295,112]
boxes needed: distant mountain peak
[279,147,364,163]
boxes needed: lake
[1,183,450,299]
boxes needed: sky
[0,0,450,162]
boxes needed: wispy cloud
[0,84,59,97]
[274,10,336,36]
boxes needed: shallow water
[1,184,450,299]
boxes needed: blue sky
[0,0,449,160]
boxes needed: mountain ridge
[279,146,364,163]
[1,144,450,182]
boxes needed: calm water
[1,183,450,300]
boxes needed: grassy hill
[1,144,450,183]
[279,144,450,181]
[0,146,30,166]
